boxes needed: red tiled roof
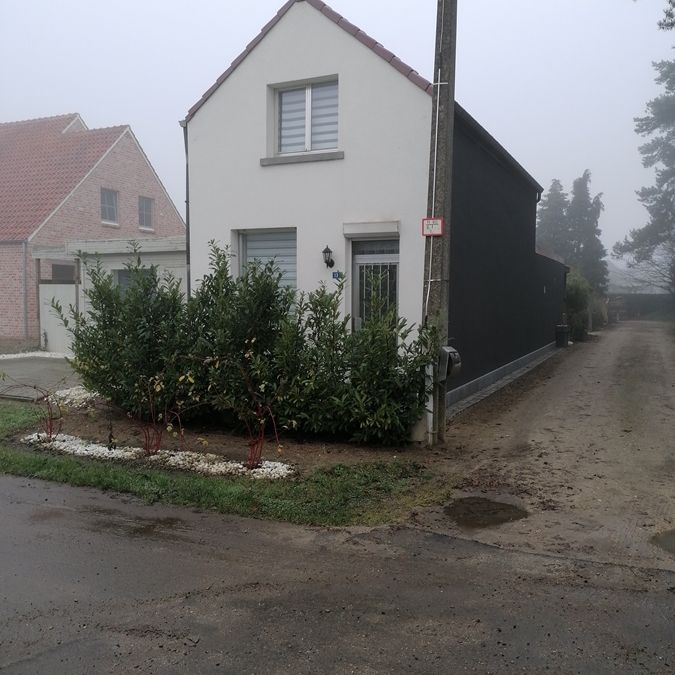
[186,0,433,121]
[0,114,127,241]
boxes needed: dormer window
[278,80,338,154]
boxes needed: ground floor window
[114,268,153,295]
[51,263,76,283]
[352,239,399,330]
[239,229,297,289]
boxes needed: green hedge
[59,244,437,445]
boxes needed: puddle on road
[444,497,528,529]
[90,515,190,542]
[651,529,675,556]
[29,508,66,522]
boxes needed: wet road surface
[1,475,673,674]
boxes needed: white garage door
[240,229,297,289]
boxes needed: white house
[184,0,569,409]
[184,0,432,329]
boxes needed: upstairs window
[101,188,118,223]
[278,80,338,154]
[138,196,154,230]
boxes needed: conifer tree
[567,170,608,293]
[537,173,608,293]
[536,179,571,260]
[659,0,675,30]
[613,59,675,296]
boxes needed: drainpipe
[22,241,29,341]
[179,118,191,298]
[36,258,42,347]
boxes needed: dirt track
[420,320,675,572]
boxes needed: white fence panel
[39,284,77,355]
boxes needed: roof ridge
[186,0,432,121]
[0,113,80,127]
[72,124,129,134]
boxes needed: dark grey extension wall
[446,105,568,391]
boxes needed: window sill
[260,150,344,167]
[138,227,155,233]
[101,221,120,228]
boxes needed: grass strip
[0,444,428,526]
[0,400,41,438]
[0,401,435,525]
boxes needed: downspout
[36,258,42,347]
[22,241,29,340]
[179,118,191,298]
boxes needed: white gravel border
[0,351,68,360]
[50,386,98,409]
[22,433,294,480]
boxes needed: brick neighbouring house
[0,113,185,350]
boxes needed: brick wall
[0,243,28,341]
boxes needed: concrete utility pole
[423,0,458,446]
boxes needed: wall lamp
[322,245,335,268]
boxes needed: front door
[351,239,399,330]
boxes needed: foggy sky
[1,0,672,251]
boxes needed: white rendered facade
[186,1,431,328]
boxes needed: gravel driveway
[420,320,675,572]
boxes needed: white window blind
[310,81,338,150]
[138,196,153,229]
[279,88,306,154]
[241,230,297,289]
[278,80,338,154]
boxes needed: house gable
[0,113,185,345]
[186,0,433,327]
[32,130,185,248]
[186,0,432,123]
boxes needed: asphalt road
[0,476,673,674]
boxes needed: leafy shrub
[279,276,436,444]
[590,293,608,331]
[566,269,591,341]
[192,245,295,466]
[56,253,188,419]
[276,280,350,437]
[61,244,437,451]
